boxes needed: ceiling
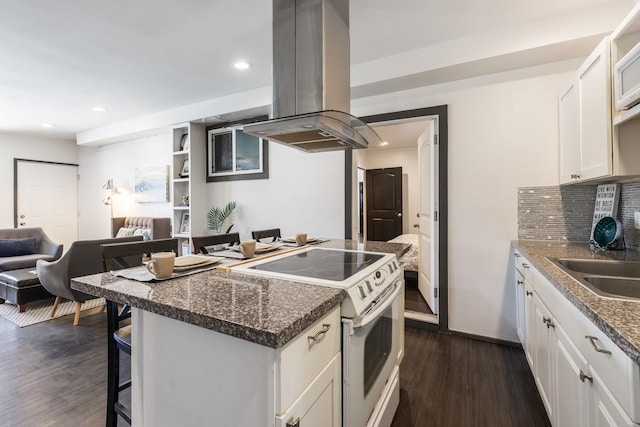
[0,0,635,142]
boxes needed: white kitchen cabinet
[555,321,589,427]
[131,306,342,426]
[559,38,612,184]
[276,353,341,427]
[513,250,640,426]
[532,293,555,421]
[171,122,207,255]
[515,267,526,343]
[559,35,640,185]
[589,368,636,427]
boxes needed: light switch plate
[635,212,640,229]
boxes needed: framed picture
[134,165,169,203]
[180,212,190,234]
[179,159,189,177]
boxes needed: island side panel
[132,309,276,427]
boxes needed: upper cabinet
[559,40,611,184]
[611,1,640,125]
[559,32,640,185]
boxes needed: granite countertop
[72,269,345,349]
[512,240,640,365]
[70,239,406,349]
[316,239,411,259]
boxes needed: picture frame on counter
[179,212,190,234]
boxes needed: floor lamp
[102,179,121,235]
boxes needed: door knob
[397,213,402,217]
[19,222,26,226]
[19,214,25,219]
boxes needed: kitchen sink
[548,257,640,300]
[583,276,640,300]
[554,258,640,277]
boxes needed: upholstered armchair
[36,236,142,325]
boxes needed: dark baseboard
[405,318,439,331]
[448,329,523,349]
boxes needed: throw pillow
[115,227,135,238]
[133,228,152,241]
[0,237,37,257]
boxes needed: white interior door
[16,160,78,251]
[418,120,438,314]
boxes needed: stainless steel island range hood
[243,0,382,152]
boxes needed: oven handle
[346,281,402,335]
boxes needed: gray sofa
[111,217,171,240]
[36,235,143,324]
[0,227,63,312]
[0,227,62,272]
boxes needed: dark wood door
[366,167,402,241]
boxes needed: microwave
[615,42,640,110]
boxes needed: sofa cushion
[115,227,136,238]
[0,254,56,271]
[133,228,152,241]
[0,238,37,257]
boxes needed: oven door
[343,280,403,427]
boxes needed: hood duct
[243,0,382,152]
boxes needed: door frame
[14,158,79,228]
[344,105,449,332]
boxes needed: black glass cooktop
[250,249,384,282]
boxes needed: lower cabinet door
[533,294,555,421]
[555,323,589,427]
[589,368,635,427]
[276,353,341,427]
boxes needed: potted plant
[207,201,237,235]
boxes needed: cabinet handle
[514,253,521,258]
[308,324,331,344]
[586,335,611,355]
[522,263,530,269]
[286,417,300,427]
[542,317,555,328]
[516,280,524,285]
[526,291,533,296]
[579,370,593,383]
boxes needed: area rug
[0,297,105,327]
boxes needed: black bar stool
[101,238,179,427]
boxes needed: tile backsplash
[518,183,640,250]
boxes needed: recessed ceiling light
[92,106,108,112]
[41,123,55,128]
[233,61,252,70]
[380,141,389,146]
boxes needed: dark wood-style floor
[0,310,548,427]
[391,326,551,427]
[405,286,433,314]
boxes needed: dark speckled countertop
[513,240,640,365]
[71,239,406,349]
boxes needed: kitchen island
[71,239,407,427]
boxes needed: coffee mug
[295,232,307,246]
[239,239,256,258]
[146,252,176,279]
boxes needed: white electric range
[233,246,404,427]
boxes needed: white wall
[77,132,173,239]
[207,141,345,241]
[0,133,78,228]
[355,147,420,235]
[353,60,574,342]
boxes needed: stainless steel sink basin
[583,276,640,300]
[547,257,640,300]
[554,258,640,278]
